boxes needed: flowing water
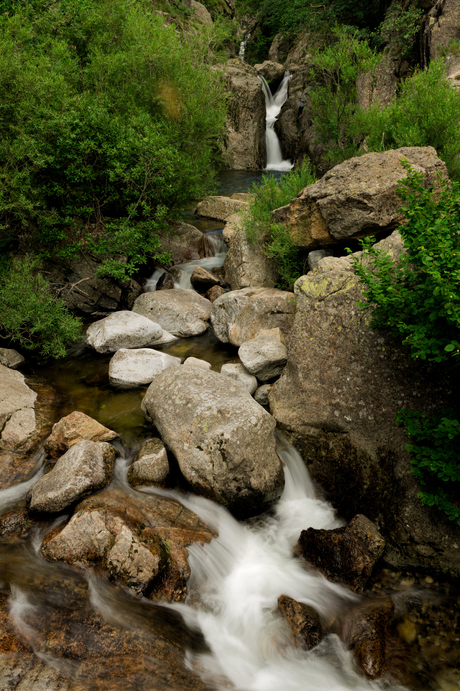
[259,73,293,172]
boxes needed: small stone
[183,357,212,370]
[220,363,257,395]
[45,411,119,460]
[238,335,288,382]
[0,348,25,370]
[206,285,226,302]
[190,266,222,292]
[254,384,273,406]
[278,595,323,650]
[128,438,169,488]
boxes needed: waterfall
[259,72,293,172]
[239,31,251,61]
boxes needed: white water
[239,31,251,61]
[138,439,407,691]
[145,232,227,291]
[259,72,294,172]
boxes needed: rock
[222,212,243,244]
[42,488,214,601]
[156,270,175,290]
[44,411,119,460]
[220,363,257,394]
[308,249,333,272]
[27,440,116,513]
[85,311,163,353]
[278,595,323,650]
[231,192,254,202]
[344,599,395,680]
[127,438,169,488]
[223,230,278,290]
[206,285,227,302]
[160,221,208,265]
[0,365,37,451]
[0,348,24,370]
[108,348,181,388]
[296,515,385,593]
[254,60,286,84]
[133,289,212,337]
[356,54,397,111]
[285,33,312,68]
[423,0,460,64]
[190,0,212,24]
[0,508,32,541]
[210,287,295,347]
[271,147,449,249]
[196,195,249,222]
[268,33,291,63]
[190,266,222,292]
[269,265,460,577]
[183,357,211,370]
[141,364,284,518]
[254,384,273,406]
[238,335,287,382]
[220,59,266,170]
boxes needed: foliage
[350,166,460,362]
[0,255,82,358]
[0,0,227,278]
[380,4,423,56]
[396,408,460,526]
[308,26,381,166]
[243,161,316,289]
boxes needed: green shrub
[243,161,317,289]
[0,255,82,358]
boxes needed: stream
[1,171,459,691]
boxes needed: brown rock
[343,599,395,679]
[45,411,119,460]
[0,508,32,541]
[278,595,323,650]
[190,266,222,292]
[295,515,385,592]
[206,285,227,302]
[271,147,449,249]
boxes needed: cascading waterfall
[238,31,251,61]
[259,72,294,172]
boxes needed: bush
[243,161,316,289]
[0,0,227,278]
[0,255,82,358]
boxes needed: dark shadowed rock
[343,599,395,680]
[45,411,119,460]
[278,595,323,650]
[156,271,175,290]
[190,266,222,292]
[0,348,24,370]
[296,515,385,592]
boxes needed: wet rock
[27,440,116,513]
[127,438,169,488]
[190,266,222,292]
[108,348,181,388]
[183,357,211,370]
[0,348,24,370]
[0,508,32,541]
[238,335,287,382]
[133,289,212,338]
[220,363,257,395]
[344,599,395,679]
[272,147,449,249]
[0,365,37,451]
[42,489,214,601]
[221,59,266,170]
[296,515,385,593]
[44,411,119,460]
[85,311,164,353]
[278,595,323,650]
[254,384,273,407]
[196,195,249,222]
[223,229,278,290]
[206,285,226,302]
[210,287,295,347]
[141,364,284,518]
[156,270,175,290]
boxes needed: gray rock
[141,364,284,518]
[0,348,25,370]
[210,287,295,347]
[307,249,333,272]
[220,363,257,394]
[223,230,278,290]
[238,335,288,381]
[183,357,211,370]
[128,438,170,487]
[108,348,181,388]
[159,221,207,265]
[0,365,37,450]
[86,311,163,353]
[27,440,116,513]
[190,0,212,24]
[133,289,212,337]
[254,60,286,83]
[222,212,243,245]
[196,196,249,222]
[254,384,273,406]
[272,147,449,249]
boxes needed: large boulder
[108,348,181,388]
[269,266,460,577]
[141,364,284,518]
[0,365,37,451]
[220,59,266,170]
[271,147,449,249]
[86,311,164,353]
[159,221,210,265]
[133,289,212,337]
[196,196,249,222]
[210,287,295,347]
[27,440,116,513]
[44,411,119,460]
[223,229,278,290]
